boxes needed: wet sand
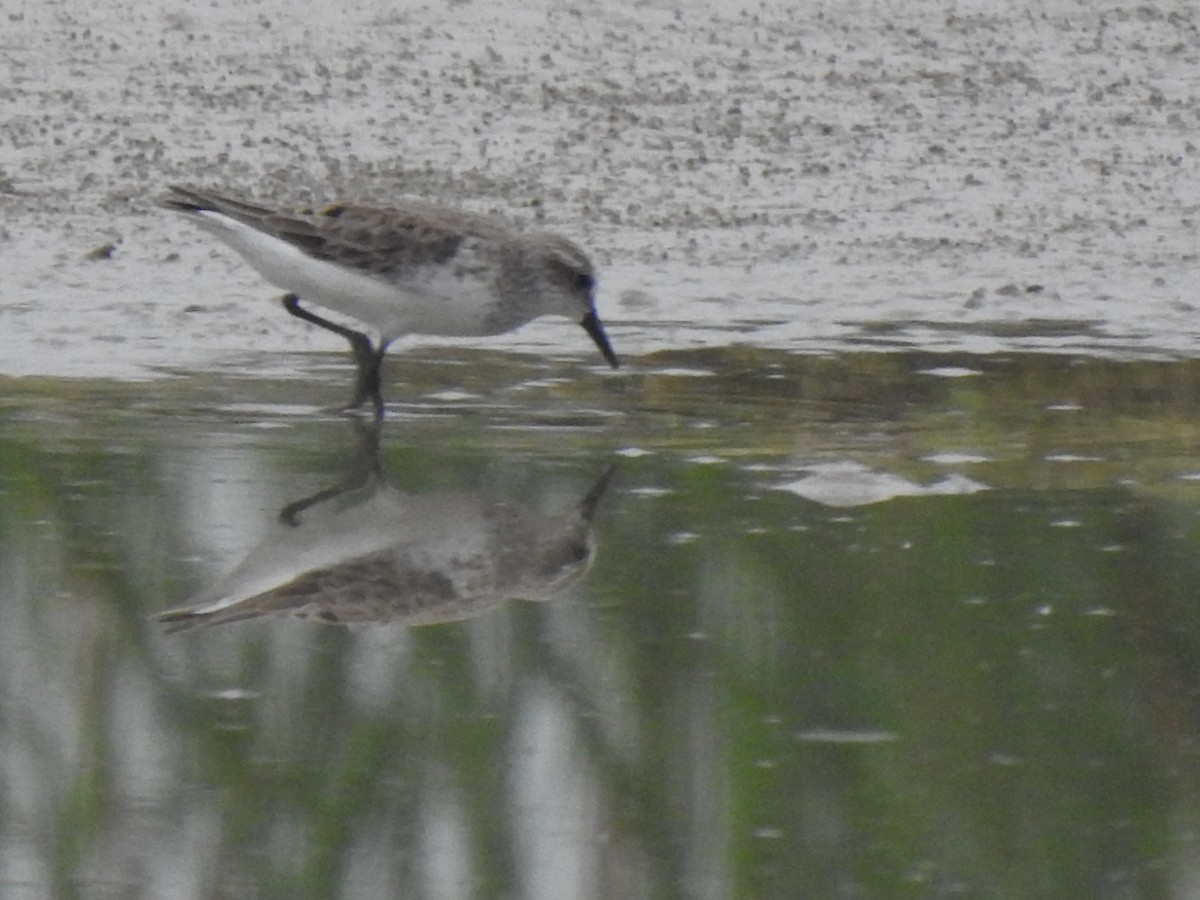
[3,0,1200,378]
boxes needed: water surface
[3,349,1200,898]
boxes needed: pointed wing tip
[154,609,205,634]
[158,184,207,213]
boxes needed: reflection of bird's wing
[159,545,481,631]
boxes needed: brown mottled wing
[263,204,478,274]
[163,185,500,275]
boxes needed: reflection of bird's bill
[581,311,619,369]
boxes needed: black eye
[575,272,595,292]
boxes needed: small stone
[85,242,117,261]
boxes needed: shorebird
[160,185,619,412]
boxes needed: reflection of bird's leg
[282,294,387,415]
[278,415,385,526]
[580,464,618,523]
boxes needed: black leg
[350,343,388,417]
[282,294,387,414]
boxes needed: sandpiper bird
[160,185,619,412]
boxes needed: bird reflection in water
[157,419,614,632]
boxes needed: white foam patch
[775,462,988,507]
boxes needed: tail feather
[156,601,269,634]
[160,185,276,227]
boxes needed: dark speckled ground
[3,0,1200,378]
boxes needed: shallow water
[4,349,1200,898]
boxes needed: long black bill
[581,311,619,369]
